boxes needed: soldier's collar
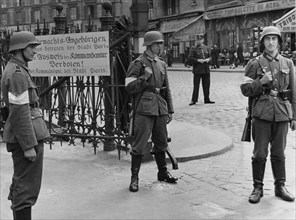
[263,51,279,61]
[10,57,29,70]
[144,50,157,61]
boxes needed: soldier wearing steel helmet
[1,31,50,219]
[125,30,177,192]
[240,26,295,204]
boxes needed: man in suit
[188,34,215,105]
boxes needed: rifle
[241,97,252,142]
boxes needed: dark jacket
[240,53,296,122]
[188,44,211,74]
[125,51,174,116]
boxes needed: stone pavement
[1,66,295,219]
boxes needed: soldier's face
[23,44,38,61]
[150,42,163,55]
[264,35,279,53]
[196,38,204,45]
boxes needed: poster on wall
[29,31,110,77]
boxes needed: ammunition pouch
[278,89,291,101]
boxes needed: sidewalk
[0,120,233,219]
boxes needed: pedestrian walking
[1,31,50,220]
[125,31,177,192]
[188,34,215,105]
[240,26,295,204]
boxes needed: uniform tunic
[240,52,296,161]
[1,57,50,210]
[125,51,174,155]
[188,44,212,102]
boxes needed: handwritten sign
[29,31,110,76]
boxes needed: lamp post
[101,1,116,151]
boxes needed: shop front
[171,15,205,63]
[159,17,198,63]
[204,0,295,60]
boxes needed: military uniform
[188,43,212,103]
[1,56,50,211]
[241,51,296,203]
[241,52,296,159]
[125,51,174,156]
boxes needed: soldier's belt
[265,89,291,101]
[144,86,167,94]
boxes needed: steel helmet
[9,31,41,53]
[143,31,164,46]
[259,26,282,43]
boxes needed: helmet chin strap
[21,50,29,62]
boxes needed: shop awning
[273,8,296,32]
[172,14,205,42]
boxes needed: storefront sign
[160,17,196,33]
[172,15,205,42]
[273,8,296,32]
[204,0,295,20]
[29,31,110,76]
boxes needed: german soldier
[125,31,177,192]
[240,26,295,203]
[1,31,50,219]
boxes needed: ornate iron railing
[0,15,134,159]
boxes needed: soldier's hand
[139,67,152,81]
[260,71,272,85]
[167,113,172,124]
[290,120,296,131]
[24,148,37,162]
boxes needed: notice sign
[29,31,110,76]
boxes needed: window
[1,13,7,25]
[166,0,179,16]
[70,7,77,20]
[148,0,153,19]
[1,0,7,8]
[87,5,95,18]
[33,10,40,23]
[34,0,40,4]
[16,11,22,23]
[16,0,21,7]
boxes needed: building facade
[1,0,295,63]
[0,0,132,33]
[204,0,295,58]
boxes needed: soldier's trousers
[252,118,288,161]
[7,142,44,211]
[131,114,168,156]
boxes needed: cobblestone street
[1,67,295,220]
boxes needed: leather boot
[129,154,142,192]
[271,159,295,202]
[154,151,178,183]
[14,207,31,220]
[249,159,265,203]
